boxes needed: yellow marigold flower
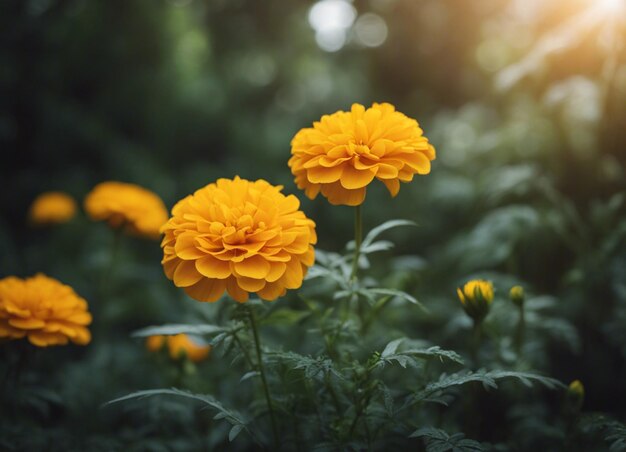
[457,279,494,323]
[288,102,436,206]
[161,176,317,303]
[0,274,92,347]
[84,181,168,239]
[29,191,77,225]
[509,285,525,306]
[146,334,211,363]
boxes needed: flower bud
[509,285,525,307]
[457,279,494,324]
[568,379,585,409]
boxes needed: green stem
[514,304,525,357]
[350,205,363,283]
[232,330,255,370]
[471,320,482,367]
[100,227,123,300]
[247,307,279,447]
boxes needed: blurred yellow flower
[569,379,585,398]
[84,181,168,239]
[29,191,77,225]
[457,279,494,322]
[568,379,585,409]
[146,334,211,362]
[289,102,436,206]
[161,176,316,303]
[509,285,525,306]
[0,274,92,347]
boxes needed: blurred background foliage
[1,0,625,450]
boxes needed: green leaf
[579,414,626,452]
[362,288,427,312]
[266,351,344,381]
[104,388,252,442]
[411,370,564,406]
[381,338,404,358]
[261,308,310,325]
[229,424,245,442]
[359,240,394,255]
[410,427,484,452]
[131,324,225,338]
[361,219,417,249]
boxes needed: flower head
[567,379,585,410]
[146,334,211,362]
[84,181,168,239]
[509,285,525,306]
[0,274,92,347]
[289,102,436,206]
[457,279,494,323]
[161,177,317,303]
[29,192,77,225]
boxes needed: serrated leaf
[131,324,225,338]
[410,427,484,452]
[411,370,564,406]
[104,388,250,441]
[400,347,464,365]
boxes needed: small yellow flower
[146,334,211,363]
[509,285,525,306]
[457,279,494,323]
[0,274,92,347]
[289,102,436,206]
[161,177,317,303]
[84,181,168,239]
[569,380,585,398]
[568,379,585,409]
[29,192,77,225]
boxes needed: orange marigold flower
[146,334,211,362]
[289,102,436,206]
[29,191,77,225]
[0,274,92,347]
[84,181,168,239]
[161,176,317,303]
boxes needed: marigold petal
[173,260,203,288]
[307,164,344,184]
[403,151,432,174]
[196,255,232,279]
[234,255,271,279]
[381,179,400,197]
[339,165,377,190]
[28,332,69,347]
[184,278,226,302]
[175,233,207,260]
[321,183,366,206]
[236,277,266,292]
[9,318,46,330]
[226,277,249,303]
[280,258,304,290]
[256,282,286,301]
[266,262,287,282]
